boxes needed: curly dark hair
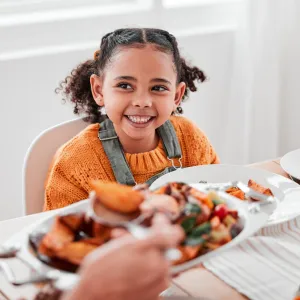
[56,28,207,123]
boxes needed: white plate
[281,148,300,181]
[150,164,300,226]
[2,185,277,276]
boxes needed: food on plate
[52,241,99,265]
[31,179,273,270]
[226,187,245,200]
[226,179,273,201]
[32,213,112,271]
[153,182,242,264]
[39,216,75,252]
[32,181,244,270]
[60,214,84,231]
[248,179,274,197]
[90,181,145,213]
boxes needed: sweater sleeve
[44,163,89,211]
[43,124,116,211]
[172,117,220,166]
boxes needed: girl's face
[91,45,186,142]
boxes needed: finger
[139,216,184,250]
[140,202,155,213]
[151,213,173,228]
[111,228,130,239]
[140,273,170,300]
[140,204,172,219]
[150,274,170,298]
[151,214,185,244]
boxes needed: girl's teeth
[128,116,152,124]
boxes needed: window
[0,0,146,15]
[163,0,244,8]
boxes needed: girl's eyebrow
[114,76,171,85]
[114,76,136,81]
[150,78,171,85]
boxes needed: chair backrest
[22,117,88,215]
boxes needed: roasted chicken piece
[38,241,55,258]
[226,187,245,200]
[91,222,112,240]
[38,217,109,264]
[54,240,99,265]
[91,181,145,213]
[248,179,274,197]
[226,180,273,201]
[60,213,84,231]
[39,217,75,255]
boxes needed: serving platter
[0,180,277,289]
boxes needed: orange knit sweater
[44,116,219,210]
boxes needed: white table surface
[0,211,55,300]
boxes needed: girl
[44,28,220,210]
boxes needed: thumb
[139,214,184,250]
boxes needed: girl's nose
[132,94,152,108]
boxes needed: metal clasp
[167,156,182,170]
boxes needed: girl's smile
[125,115,156,127]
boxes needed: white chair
[22,117,88,215]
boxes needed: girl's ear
[90,74,104,106]
[173,81,186,110]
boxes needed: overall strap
[98,118,136,186]
[145,120,183,186]
[145,166,177,186]
[157,119,182,168]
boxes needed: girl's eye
[152,85,167,92]
[117,83,132,90]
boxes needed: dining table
[0,158,293,300]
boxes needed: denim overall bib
[98,118,182,186]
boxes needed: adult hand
[63,213,184,300]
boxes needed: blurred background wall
[0,0,299,220]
